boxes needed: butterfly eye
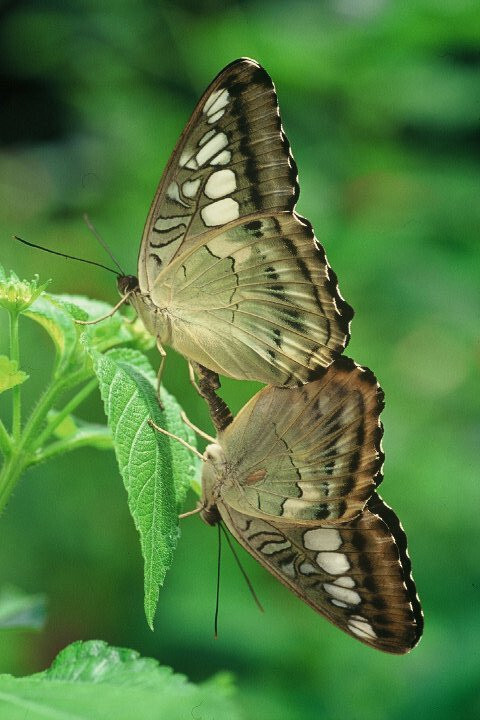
[117,275,139,296]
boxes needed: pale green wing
[218,357,384,521]
[138,58,300,290]
[149,214,352,385]
[216,492,423,654]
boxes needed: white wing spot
[210,150,232,166]
[323,583,361,606]
[182,179,201,198]
[333,576,355,588]
[204,169,236,199]
[316,552,350,574]
[204,88,229,116]
[348,616,377,640]
[196,133,228,167]
[299,561,317,576]
[179,148,194,168]
[260,540,291,555]
[330,599,348,608]
[280,559,296,579]
[201,198,239,227]
[207,109,226,124]
[199,129,216,146]
[203,88,222,114]
[167,181,188,207]
[304,528,342,551]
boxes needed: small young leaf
[0,356,28,394]
[49,413,112,449]
[25,294,84,378]
[56,293,155,353]
[0,585,46,631]
[0,264,50,314]
[0,640,241,719]
[88,346,178,628]
[47,410,79,438]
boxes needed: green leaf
[0,356,28,394]
[103,346,200,509]
[47,411,79,438]
[0,585,46,631]
[25,294,84,379]
[0,640,241,720]
[161,386,201,508]
[55,293,155,354]
[88,346,178,629]
[47,411,112,449]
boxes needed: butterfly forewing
[139,58,299,286]
[133,57,353,386]
[218,357,384,521]
[216,492,423,654]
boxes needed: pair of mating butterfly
[111,59,422,654]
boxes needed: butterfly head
[203,443,227,474]
[200,443,228,525]
[117,274,139,298]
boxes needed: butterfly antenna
[214,523,222,639]
[14,236,119,276]
[220,523,264,613]
[83,213,125,276]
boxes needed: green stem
[0,452,25,514]
[32,428,112,464]
[0,370,94,512]
[31,377,98,452]
[9,312,21,441]
[0,418,11,458]
[20,369,91,454]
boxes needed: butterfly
[196,356,423,653]
[119,58,353,386]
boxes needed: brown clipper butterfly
[118,58,353,386]
[197,357,423,653]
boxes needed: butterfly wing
[139,57,300,288]
[218,357,384,521]
[216,492,423,654]
[137,57,352,385]
[152,213,351,384]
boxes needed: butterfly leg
[74,291,133,325]
[179,504,205,520]
[147,419,205,461]
[188,362,233,433]
[155,340,167,407]
[180,411,216,444]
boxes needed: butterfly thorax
[128,286,173,345]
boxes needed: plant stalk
[9,312,21,441]
[0,452,25,514]
[31,377,98,452]
[0,419,11,458]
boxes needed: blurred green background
[1,0,479,717]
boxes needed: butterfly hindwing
[218,357,384,521]
[217,492,423,654]
[150,214,352,384]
